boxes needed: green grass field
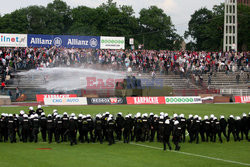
[0,104,250,167]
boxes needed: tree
[0,8,28,33]
[238,4,250,51]
[69,6,99,36]
[26,6,48,34]
[185,3,250,51]
[138,6,177,50]
[184,8,213,51]
[45,0,72,34]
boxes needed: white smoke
[18,67,125,91]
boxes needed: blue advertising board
[27,34,100,48]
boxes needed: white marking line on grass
[130,142,250,166]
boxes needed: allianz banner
[0,33,27,47]
[87,97,127,105]
[27,34,100,48]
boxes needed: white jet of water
[18,67,125,91]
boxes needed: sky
[0,0,225,37]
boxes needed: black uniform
[17,115,23,141]
[77,117,83,142]
[82,118,89,143]
[134,117,142,142]
[219,118,228,140]
[7,116,17,143]
[94,117,103,144]
[240,116,248,140]
[0,116,8,142]
[211,119,222,143]
[123,117,131,143]
[32,117,40,143]
[203,119,211,142]
[21,117,30,142]
[13,116,19,142]
[62,115,69,142]
[187,117,194,142]
[55,117,63,143]
[115,114,124,141]
[36,108,44,116]
[179,117,186,142]
[87,117,94,142]
[173,124,182,150]
[158,118,165,142]
[192,118,201,144]
[141,116,150,141]
[227,117,237,141]
[68,118,77,146]
[235,119,241,141]
[163,122,172,150]
[107,119,115,145]
[28,110,35,117]
[47,116,55,143]
[40,115,47,142]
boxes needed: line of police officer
[0,106,249,150]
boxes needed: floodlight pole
[223,0,238,52]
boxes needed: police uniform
[7,115,17,143]
[163,120,172,150]
[94,116,103,144]
[47,115,55,143]
[173,122,182,151]
[115,114,124,141]
[69,117,77,146]
[82,117,89,143]
[40,115,47,142]
[55,116,63,143]
[21,116,30,142]
[107,118,115,145]
[32,116,40,143]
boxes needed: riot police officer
[116,112,124,141]
[7,114,17,143]
[55,115,63,143]
[107,117,115,145]
[94,114,103,144]
[82,115,89,143]
[21,114,29,143]
[173,121,182,151]
[40,112,47,142]
[69,116,77,146]
[36,105,44,116]
[227,115,236,142]
[163,119,172,151]
[47,114,55,143]
[32,114,40,143]
[179,114,186,142]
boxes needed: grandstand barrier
[220,89,250,96]
[234,96,250,103]
[0,95,11,105]
[44,97,87,106]
[213,96,230,103]
[36,94,77,102]
[173,89,220,96]
[38,94,236,106]
[87,97,127,105]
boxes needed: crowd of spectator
[0,47,249,93]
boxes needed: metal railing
[220,89,250,96]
